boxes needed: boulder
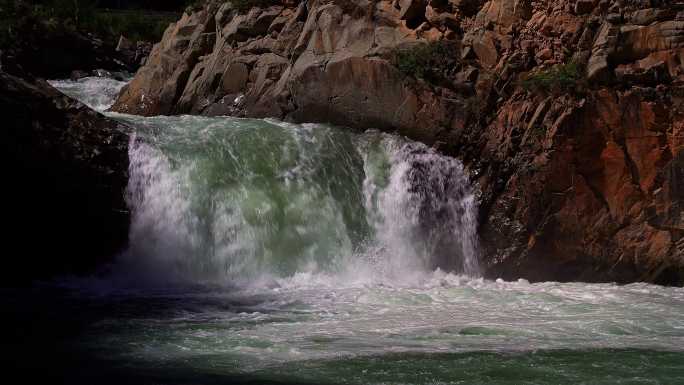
[111,7,218,115]
[0,71,130,284]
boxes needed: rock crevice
[113,0,684,285]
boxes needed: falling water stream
[13,77,684,384]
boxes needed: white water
[48,78,684,385]
[49,76,128,112]
[115,114,481,287]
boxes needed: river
[7,77,682,384]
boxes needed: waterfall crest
[121,115,480,285]
[51,76,481,286]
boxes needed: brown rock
[112,0,684,285]
[222,62,250,94]
[587,22,619,83]
[574,0,597,15]
[425,5,460,31]
[536,48,553,61]
[464,29,499,68]
[476,0,532,35]
[112,8,217,115]
[629,8,677,26]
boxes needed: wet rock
[0,71,130,284]
[70,70,90,81]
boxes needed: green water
[6,281,684,384]
[23,77,684,385]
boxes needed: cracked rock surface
[113,0,684,285]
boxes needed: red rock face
[112,0,684,285]
[479,89,682,285]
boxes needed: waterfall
[120,116,480,285]
[49,77,128,112]
[49,77,481,286]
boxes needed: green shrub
[520,61,585,94]
[392,40,459,86]
[0,0,176,48]
[40,0,98,29]
[1,0,23,47]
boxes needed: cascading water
[49,77,129,112]
[118,115,480,285]
[53,76,481,283]
[29,77,684,385]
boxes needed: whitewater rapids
[38,77,684,385]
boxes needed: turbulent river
[14,77,684,384]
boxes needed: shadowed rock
[0,71,130,284]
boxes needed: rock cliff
[1,71,131,284]
[113,0,684,285]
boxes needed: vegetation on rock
[392,41,460,86]
[520,61,586,94]
[0,0,176,49]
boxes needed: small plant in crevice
[519,61,586,95]
[392,40,460,87]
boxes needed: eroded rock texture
[113,0,684,285]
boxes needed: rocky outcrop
[113,0,684,285]
[474,89,684,285]
[116,36,154,68]
[0,71,130,284]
